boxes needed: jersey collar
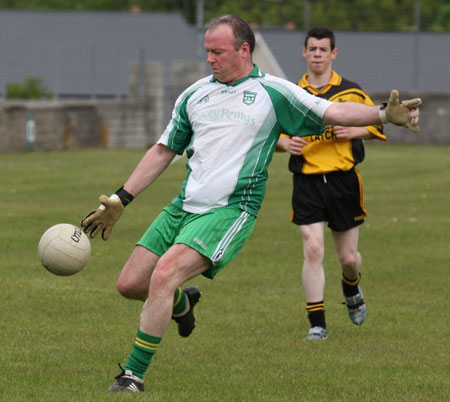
[210,64,265,86]
[298,70,342,95]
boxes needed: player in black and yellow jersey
[277,27,386,340]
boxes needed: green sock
[172,287,188,316]
[124,329,161,379]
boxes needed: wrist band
[379,103,389,124]
[115,186,134,207]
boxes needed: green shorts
[137,204,256,279]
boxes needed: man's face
[204,24,248,84]
[302,37,337,75]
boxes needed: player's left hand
[333,126,357,140]
[81,194,124,240]
[379,90,421,132]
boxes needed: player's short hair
[206,15,256,54]
[304,27,336,50]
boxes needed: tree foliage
[6,77,53,99]
[1,0,448,31]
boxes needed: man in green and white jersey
[160,65,329,218]
[81,15,421,393]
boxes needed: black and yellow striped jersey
[281,71,386,175]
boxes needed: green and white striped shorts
[137,204,256,279]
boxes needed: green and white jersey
[158,65,332,216]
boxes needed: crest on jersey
[242,90,257,105]
[197,95,209,104]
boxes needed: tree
[1,0,448,31]
[430,0,450,30]
[6,77,53,99]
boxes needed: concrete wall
[370,93,450,145]
[0,99,156,152]
[1,91,449,153]
[0,60,208,152]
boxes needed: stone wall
[0,60,207,152]
[0,99,157,152]
[370,93,450,145]
[0,91,449,153]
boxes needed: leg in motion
[109,244,210,392]
[172,285,202,337]
[333,227,366,325]
[301,222,328,340]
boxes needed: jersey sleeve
[261,77,332,137]
[157,94,193,155]
[360,92,386,142]
[158,77,215,153]
[339,79,386,142]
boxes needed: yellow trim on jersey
[286,71,386,174]
[299,70,342,96]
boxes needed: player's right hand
[287,136,308,155]
[81,194,124,240]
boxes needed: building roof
[0,10,201,97]
[1,11,449,97]
[258,28,450,94]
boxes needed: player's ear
[240,41,251,56]
[331,47,338,60]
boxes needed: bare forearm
[323,102,381,127]
[276,136,290,152]
[354,129,376,140]
[123,144,176,197]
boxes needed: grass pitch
[1,144,449,401]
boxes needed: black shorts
[290,169,367,232]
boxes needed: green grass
[1,145,449,401]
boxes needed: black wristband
[115,186,134,207]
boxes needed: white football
[38,223,91,276]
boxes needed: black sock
[306,301,326,329]
[342,273,361,297]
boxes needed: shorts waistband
[295,168,355,179]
